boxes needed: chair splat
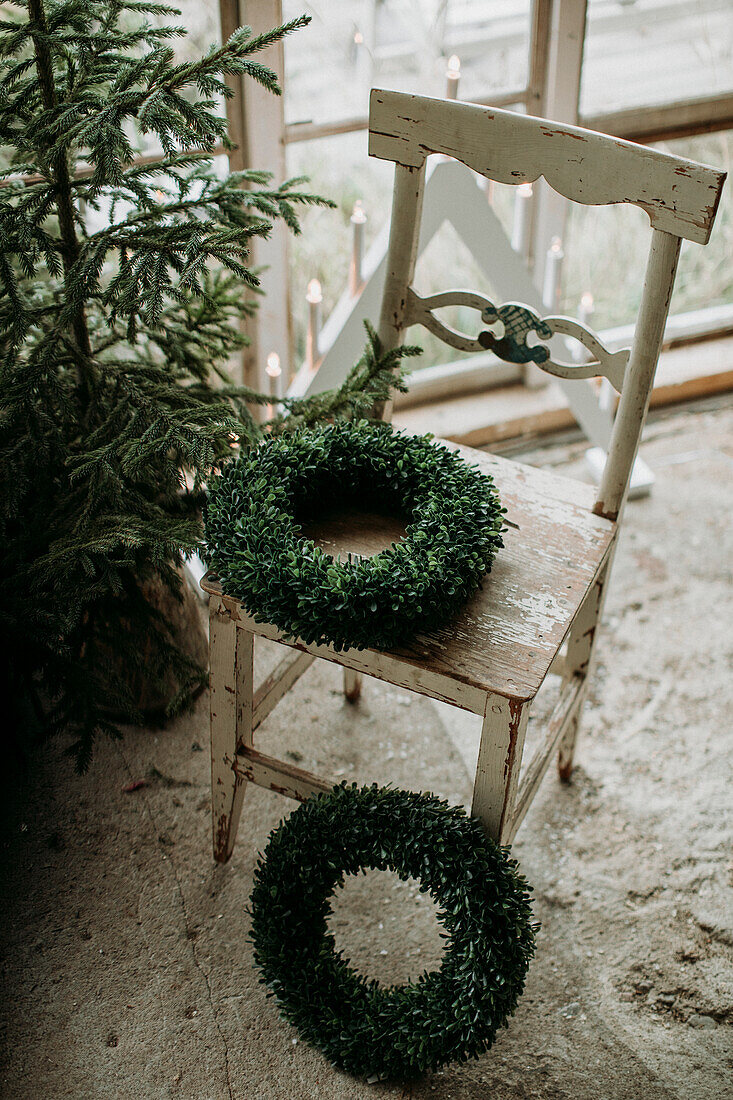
[406,288,630,391]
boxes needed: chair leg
[557,557,610,780]
[471,693,530,845]
[209,599,254,863]
[343,667,362,703]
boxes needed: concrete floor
[1,401,732,1099]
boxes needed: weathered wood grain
[511,674,586,840]
[232,746,334,803]
[472,693,530,843]
[209,600,248,864]
[252,649,315,732]
[203,444,616,705]
[369,90,726,244]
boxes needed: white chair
[203,90,725,863]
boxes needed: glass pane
[284,2,532,367]
[581,0,733,116]
[561,131,732,329]
[283,0,530,127]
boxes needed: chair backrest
[368,89,726,521]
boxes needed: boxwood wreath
[204,420,505,651]
[249,784,536,1080]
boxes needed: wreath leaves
[204,420,506,651]
[249,784,537,1080]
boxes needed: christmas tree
[0,1,416,768]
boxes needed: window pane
[561,131,732,329]
[283,0,530,127]
[581,0,733,116]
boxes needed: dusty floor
[1,401,732,1099]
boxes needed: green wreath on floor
[249,784,536,1080]
[204,420,505,651]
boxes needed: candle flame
[581,291,594,311]
[265,351,281,378]
[354,30,363,45]
[155,189,165,201]
[550,236,563,254]
[306,278,322,304]
[447,54,461,76]
[351,199,367,224]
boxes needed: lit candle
[482,177,495,206]
[265,351,282,417]
[445,54,460,100]
[542,236,564,311]
[511,182,533,255]
[306,279,322,371]
[353,29,369,86]
[349,200,367,296]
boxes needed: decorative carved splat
[405,289,497,354]
[540,316,629,392]
[406,289,630,393]
[479,303,552,365]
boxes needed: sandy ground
[1,400,732,1099]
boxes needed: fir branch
[0,4,415,771]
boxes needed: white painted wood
[556,552,613,779]
[405,289,630,391]
[252,648,314,732]
[532,0,588,285]
[233,746,334,802]
[393,299,733,412]
[540,316,629,392]
[236,628,254,749]
[203,87,724,862]
[204,597,487,714]
[376,162,426,420]
[209,598,248,863]
[369,90,725,244]
[471,693,530,843]
[563,559,607,681]
[238,0,292,391]
[292,158,617,460]
[510,675,586,839]
[203,441,615,709]
[406,289,501,354]
[527,0,554,118]
[595,231,682,520]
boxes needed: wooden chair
[203,91,725,864]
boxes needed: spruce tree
[0,1,416,768]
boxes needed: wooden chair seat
[204,443,614,711]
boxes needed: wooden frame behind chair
[203,92,725,863]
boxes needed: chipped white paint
[369,90,725,245]
[209,600,248,864]
[472,693,530,843]
[510,674,586,841]
[205,94,725,862]
[540,315,629,392]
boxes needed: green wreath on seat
[249,784,536,1080]
[204,420,505,651]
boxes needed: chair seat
[203,441,615,713]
